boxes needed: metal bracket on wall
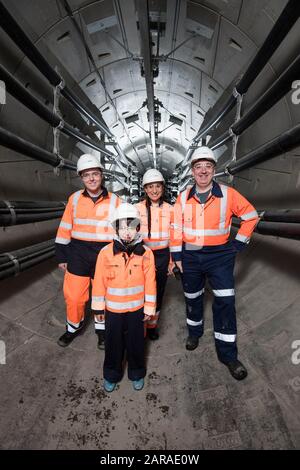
[228,89,244,183]
[3,201,17,226]
[233,88,243,122]
[53,123,64,176]
[53,71,65,176]
[3,252,20,277]
[53,154,66,176]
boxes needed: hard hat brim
[191,157,216,166]
[77,166,103,176]
[143,179,164,186]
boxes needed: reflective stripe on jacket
[172,181,259,260]
[135,200,181,253]
[55,189,120,246]
[92,242,156,316]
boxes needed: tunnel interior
[0,0,300,450]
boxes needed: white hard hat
[77,153,103,175]
[190,146,217,165]
[142,169,165,186]
[111,203,140,227]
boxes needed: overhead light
[85,78,97,87]
[87,16,118,34]
[125,114,139,124]
[169,115,183,126]
[57,31,70,43]
[186,19,214,40]
[229,38,243,52]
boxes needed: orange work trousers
[63,271,104,333]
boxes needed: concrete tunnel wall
[0,0,300,450]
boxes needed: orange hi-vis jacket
[91,239,157,316]
[135,200,181,255]
[55,188,120,247]
[172,181,259,261]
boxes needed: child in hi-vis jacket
[91,203,156,392]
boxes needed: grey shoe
[104,379,116,392]
[132,378,144,391]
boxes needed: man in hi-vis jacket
[55,153,120,349]
[173,147,259,380]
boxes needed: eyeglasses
[81,171,102,180]
[119,225,137,232]
[193,162,215,170]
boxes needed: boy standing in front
[92,203,156,392]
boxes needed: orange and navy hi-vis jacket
[135,200,181,256]
[55,187,120,261]
[172,181,259,262]
[91,238,156,317]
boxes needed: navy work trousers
[103,308,146,383]
[147,247,169,330]
[154,247,169,313]
[182,243,238,363]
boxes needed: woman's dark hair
[145,186,165,239]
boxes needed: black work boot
[96,330,105,350]
[185,335,199,351]
[147,327,159,341]
[57,331,78,347]
[224,359,248,381]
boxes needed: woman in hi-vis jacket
[135,169,181,340]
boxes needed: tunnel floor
[0,247,300,450]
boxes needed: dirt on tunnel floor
[0,259,299,450]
